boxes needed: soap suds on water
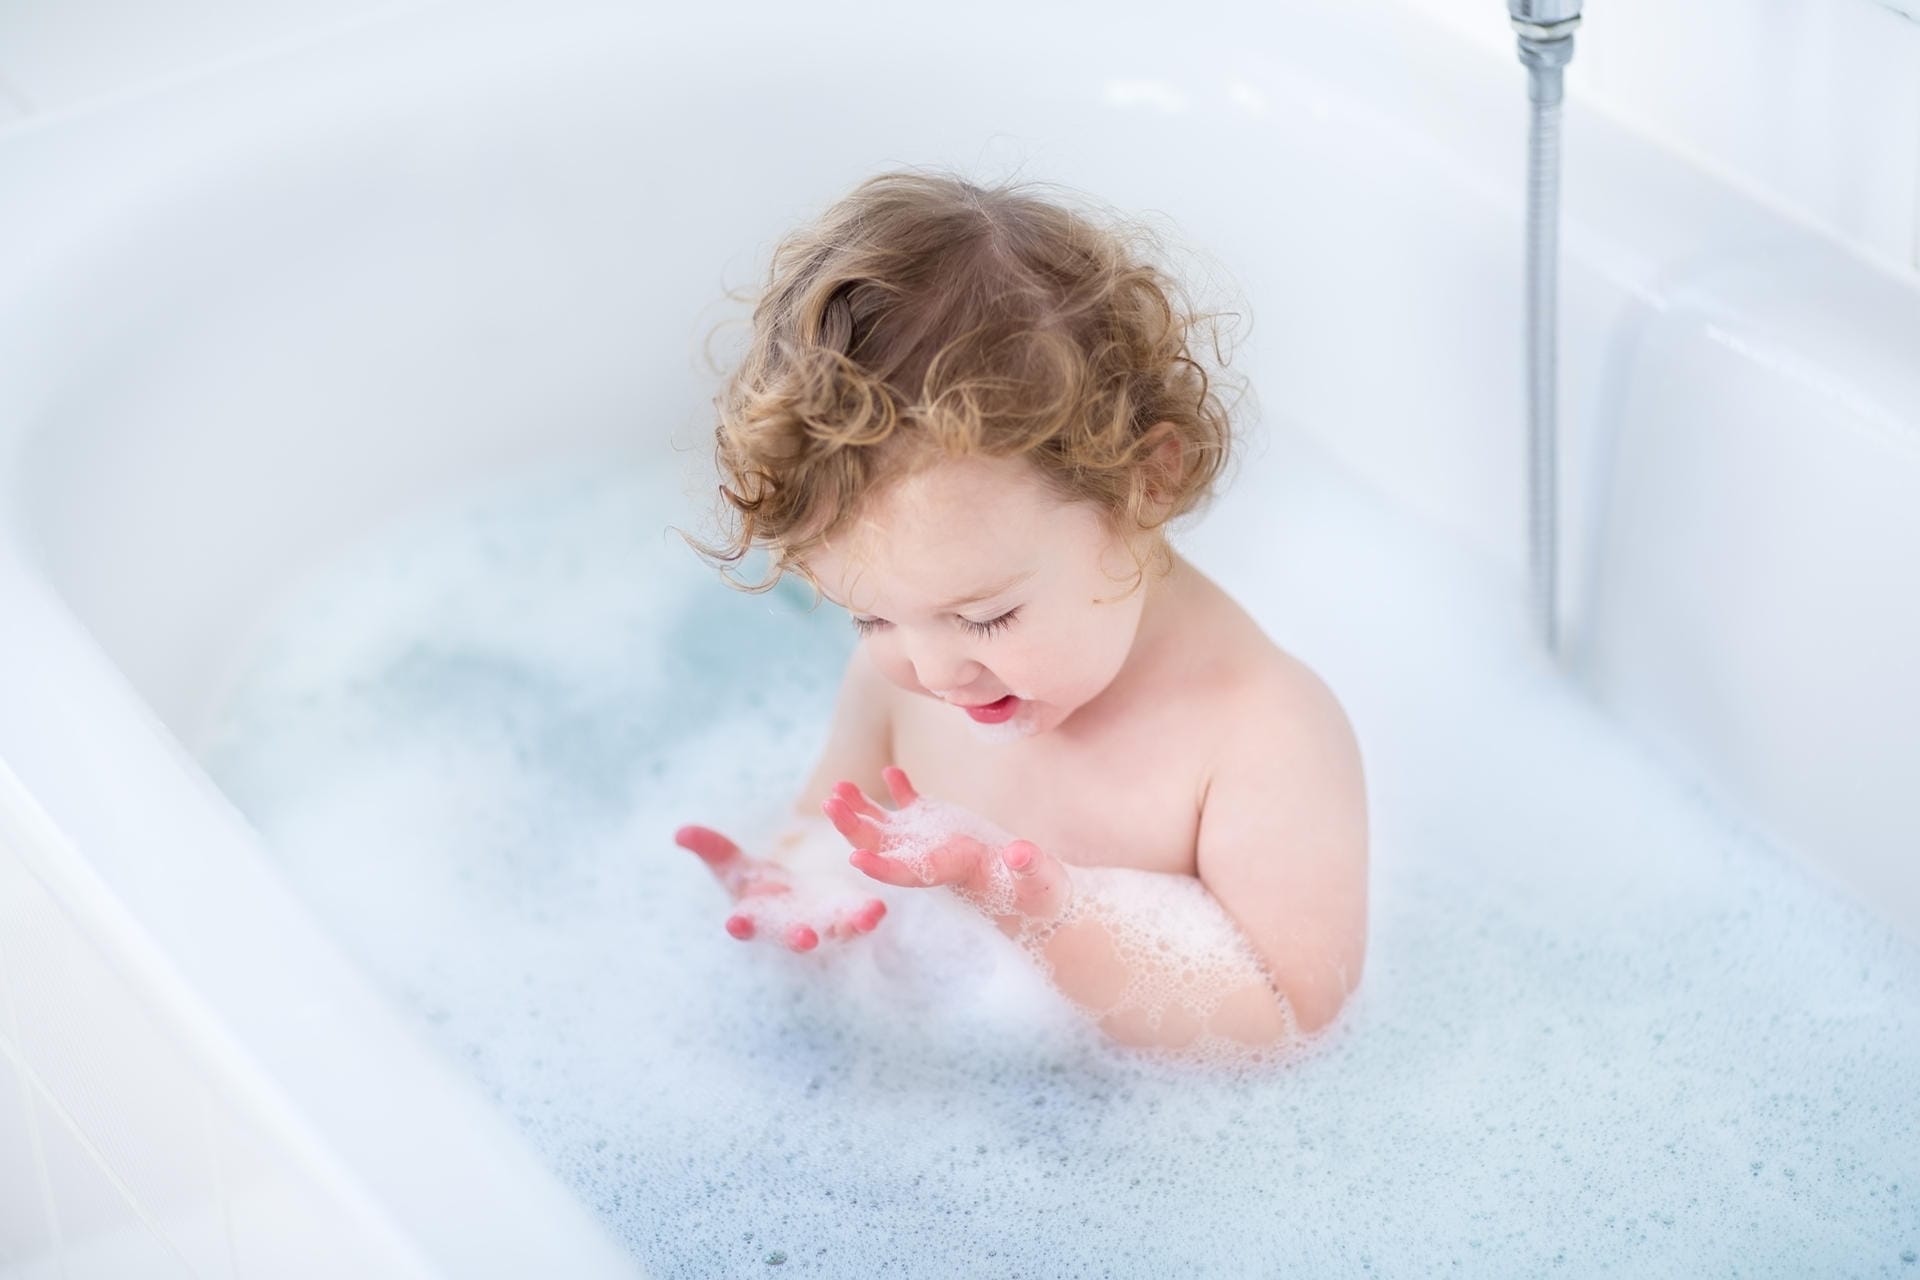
[198,433,1920,1277]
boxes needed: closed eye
[849,607,1021,639]
[963,607,1021,638]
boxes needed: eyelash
[850,607,1021,639]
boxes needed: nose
[900,633,983,695]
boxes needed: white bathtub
[2,0,1916,1273]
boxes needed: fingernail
[725,915,755,940]
[1004,843,1034,873]
[788,925,818,951]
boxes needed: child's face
[803,454,1163,741]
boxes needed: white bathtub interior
[1,0,1917,1275]
[142,421,1920,1275]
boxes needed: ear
[1142,423,1183,515]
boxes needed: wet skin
[673,765,1072,952]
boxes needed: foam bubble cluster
[1026,865,1301,1060]
[197,437,1920,1276]
[783,794,1298,1067]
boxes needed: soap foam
[832,793,1302,1065]
[197,436,1920,1277]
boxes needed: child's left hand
[821,766,1073,925]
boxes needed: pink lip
[961,694,1021,724]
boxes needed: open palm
[674,823,888,953]
[822,767,1072,928]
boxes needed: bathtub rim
[0,542,643,1277]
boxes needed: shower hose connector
[1509,0,1581,658]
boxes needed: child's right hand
[673,824,889,953]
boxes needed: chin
[963,697,1047,744]
[964,717,1038,745]
[1012,696,1085,736]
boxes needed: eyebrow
[829,568,1035,615]
[934,569,1036,610]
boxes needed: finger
[821,796,881,848]
[822,905,853,940]
[1001,840,1071,917]
[881,766,920,808]
[849,835,982,889]
[724,913,756,940]
[833,780,889,823]
[785,923,819,952]
[829,898,888,939]
[849,847,935,888]
[676,825,743,870]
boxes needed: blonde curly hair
[679,167,1250,600]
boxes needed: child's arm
[825,672,1368,1051]
[1013,667,1374,1043]
[1188,671,1369,1038]
[764,645,896,868]
[996,670,1369,1049]
[977,862,1305,1049]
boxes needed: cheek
[988,641,1046,687]
[994,624,1097,697]
[862,637,919,691]
[1047,607,1138,688]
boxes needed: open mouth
[960,694,1021,724]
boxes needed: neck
[1129,546,1188,665]
[1054,545,1188,739]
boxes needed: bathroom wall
[3,0,1915,275]
[1400,0,1920,276]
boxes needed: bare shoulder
[1225,648,1361,779]
[1183,591,1369,1033]
[1171,565,1362,779]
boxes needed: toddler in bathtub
[673,169,1368,1053]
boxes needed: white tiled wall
[1401,0,1920,275]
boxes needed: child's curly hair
[680,166,1250,599]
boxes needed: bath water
[197,428,1920,1277]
